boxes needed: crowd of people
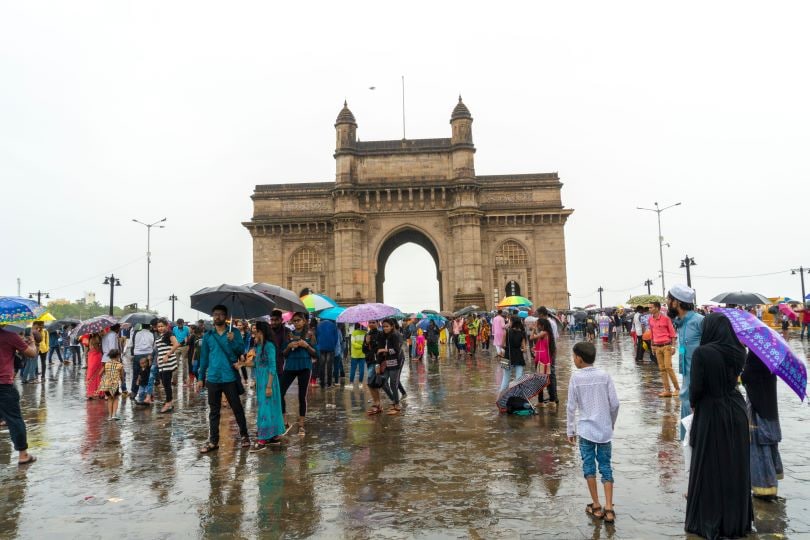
[0,284,801,539]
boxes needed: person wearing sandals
[196,305,251,454]
[363,320,384,415]
[246,321,286,451]
[154,319,180,414]
[279,312,317,437]
[376,318,404,415]
[566,341,620,524]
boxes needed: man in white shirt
[632,307,645,361]
[536,306,559,341]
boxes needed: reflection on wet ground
[2,334,809,538]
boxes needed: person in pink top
[648,301,679,398]
[491,310,506,356]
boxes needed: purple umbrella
[336,303,400,324]
[716,308,807,400]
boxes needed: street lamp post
[680,255,697,287]
[791,266,809,305]
[103,274,122,316]
[28,290,50,306]
[637,202,681,297]
[169,294,178,321]
[598,286,604,310]
[132,218,167,311]
[644,279,653,295]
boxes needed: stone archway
[375,228,443,309]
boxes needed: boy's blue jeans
[350,358,365,383]
[579,437,613,483]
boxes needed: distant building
[84,292,96,305]
[245,98,573,309]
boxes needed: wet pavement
[2,334,810,539]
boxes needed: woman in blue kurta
[248,321,286,451]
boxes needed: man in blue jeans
[316,318,339,389]
[0,326,38,465]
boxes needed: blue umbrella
[417,317,445,330]
[318,306,346,321]
[0,296,46,325]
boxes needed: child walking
[99,349,125,420]
[566,341,620,524]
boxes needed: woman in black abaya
[685,313,753,539]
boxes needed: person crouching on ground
[566,341,620,524]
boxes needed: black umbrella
[119,312,157,326]
[453,305,479,318]
[245,282,307,313]
[710,291,770,306]
[574,310,588,322]
[190,284,276,326]
[50,318,81,328]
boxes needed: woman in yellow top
[479,318,491,351]
[34,321,49,380]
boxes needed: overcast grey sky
[2,1,809,319]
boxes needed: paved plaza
[1,334,809,539]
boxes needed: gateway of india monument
[244,97,573,311]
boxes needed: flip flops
[18,454,37,466]
[199,442,219,454]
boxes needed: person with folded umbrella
[197,305,251,453]
[741,350,783,500]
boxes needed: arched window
[290,247,322,273]
[494,240,528,266]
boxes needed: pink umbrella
[779,303,798,321]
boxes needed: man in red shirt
[0,326,38,465]
[648,301,679,398]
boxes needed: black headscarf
[699,313,746,375]
[741,350,779,421]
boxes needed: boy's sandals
[366,405,382,416]
[199,442,219,454]
[604,508,616,524]
[586,503,604,519]
[386,406,401,415]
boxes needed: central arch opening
[376,229,442,312]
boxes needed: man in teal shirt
[668,284,703,441]
[197,305,249,453]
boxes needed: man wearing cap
[667,284,703,439]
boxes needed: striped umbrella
[496,373,550,413]
[300,293,339,313]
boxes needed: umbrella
[1,324,27,334]
[245,283,307,313]
[318,306,346,321]
[417,317,445,330]
[573,310,588,322]
[300,293,339,313]
[420,309,440,315]
[337,303,400,324]
[119,312,157,326]
[0,296,47,325]
[710,291,770,306]
[453,305,479,318]
[627,294,666,307]
[439,311,454,318]
[496,373,550,413]
[72,315,118,337]
[50,318,81,327]
[35,312,56,322]
[715,308,807,400]
[517,311,529,319]
[498,296,532,308]
[778,303,798,321]
[190,284,277,322]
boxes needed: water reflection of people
[741,350,783,500]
